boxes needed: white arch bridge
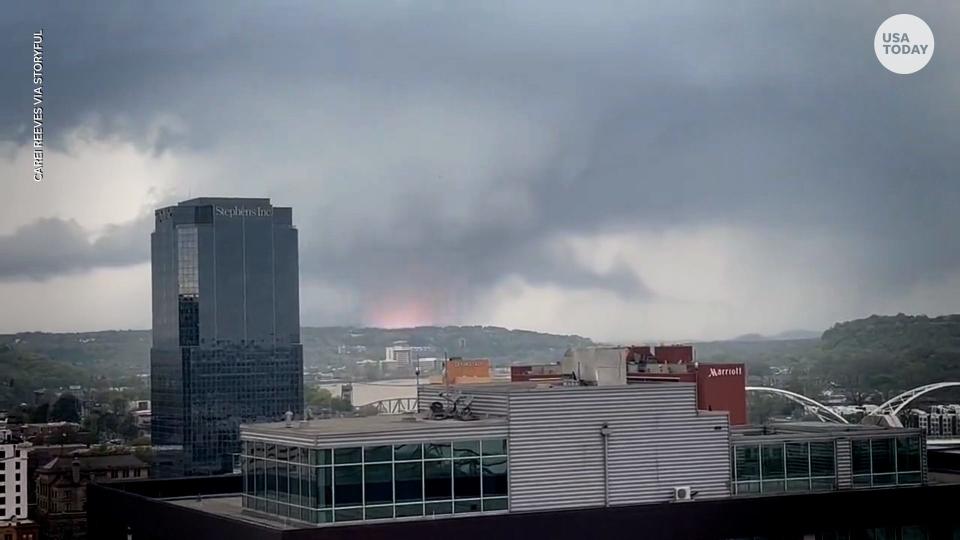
[748,382,960,427]
[867,382,960,417]
[746,386,849,424]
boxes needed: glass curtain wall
[733,440,836,494]
[851,436,923,488]
[241,438,508,524]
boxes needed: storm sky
[1,1,958,341]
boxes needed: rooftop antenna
[442,349,449,387]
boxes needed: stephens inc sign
[707,366,744,378]
[215,206,273,218]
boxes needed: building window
[395,462,423,503]
[240,437,508,525]
[871,438,896,486]
[785,442,810,491]
[333,466,362,507]
[852,435,922,488]
[482,456,508,497]
[481,439,507,456]
[454,459,482,501]
[760,445,785,493]
[809,441,835,490]
[897,436,922,485]
[424,459,452,501]
[334,447,361,465]
[733,445,760,493]
[734,441,836,495]
[453,440,480,458]
[852,439,871,487]
[394,444,421,462]
[364,463,393,505]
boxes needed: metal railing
[361,397,419,415]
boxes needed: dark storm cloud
[1,1,959,322]
[0,215,150,279]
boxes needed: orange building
[443,358,492,384]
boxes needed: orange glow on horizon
[367,299,436,328]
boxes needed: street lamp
[415,365,421,413]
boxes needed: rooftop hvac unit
[673,486,692,501]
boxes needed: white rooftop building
[0,442,28,521]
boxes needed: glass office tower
[151,198,303,477]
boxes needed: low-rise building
[0,434,33,540]
[18,423,81,445]
[1,442,28,521]
[904,405,960,439]
[132,410,151,437]
[385,342,415,365]
[22,443,87,516]
[236,375,928,529]
[439,358,492,385]
[0,519,39,540]
[35,451,149,540]
[239,381,732,526]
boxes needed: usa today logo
[875,14,934,75]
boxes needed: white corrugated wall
[506,384,731,511]
[419,386,510,417]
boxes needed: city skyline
[2,2,960,342]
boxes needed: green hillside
[0,326,593,408]
[814,314,960,398]
[301,326,593,366]
[4,315,960,410]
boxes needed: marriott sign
[707,366,744,378]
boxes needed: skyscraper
[150,197,302,476]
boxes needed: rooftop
[40,453,148,473]
[178,197,272,206]
[732,422,922,440]
[242,413,506,439]
[420,380,696,394]
[166,496,295,530]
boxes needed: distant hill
[717,314,960,403]
[0,326,594,407]
[821,313,960,353]
[814,314,960,397]
[0,330,151,407]
[5,314,959,409]
[0,330,152,374]
[302,326,593,366]
[730,329,821,342]
[693,337,819,366]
